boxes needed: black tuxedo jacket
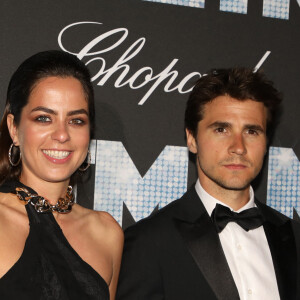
[117,186,300,300]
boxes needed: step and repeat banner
[0,0,299,228]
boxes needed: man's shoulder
[125,195,183,234]
[256,198,300,228]
[124,185,198,236]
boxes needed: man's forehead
[203,96,266,113]
[200,96,268,125]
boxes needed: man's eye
[35,115,51,123]
[247,129,258,135]
[215,127,226,133]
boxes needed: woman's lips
[42,149,73,164]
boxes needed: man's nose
[228,134,247,155]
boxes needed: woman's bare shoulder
[0,192,26,215]
[72,204,124,242]
[0,192,16,205]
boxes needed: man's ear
[7,114,19,145]
[186,129,197,154]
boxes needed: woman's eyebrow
[67,109,89,116]
[31,106,56,114]
[30,107,88,116]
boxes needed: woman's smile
[42,149,73,163]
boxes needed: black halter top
[0,181,109,300]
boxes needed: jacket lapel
[256,200,298,300]
[173,187,240,300]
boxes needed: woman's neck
[19,175,70,206]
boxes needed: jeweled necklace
[15,186,74,214]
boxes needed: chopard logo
[58,21,271,105]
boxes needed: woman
[0,50,124,299]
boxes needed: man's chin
[220,184,250,191]
[213,177,252,191]
[199,167,255,192]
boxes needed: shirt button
[237,243,242,250]
[248,289,252,295]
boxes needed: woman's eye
[69,118,85,125]
[35,115,51,123]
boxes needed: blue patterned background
[144,0,291,20]
[90,141,299,224]
[267,147,299,218]
[91,140,188,224]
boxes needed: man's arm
[291,219,300,299]
[116,222,164,300]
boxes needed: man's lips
[223,164,247,170]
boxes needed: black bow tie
[211,204,264,233]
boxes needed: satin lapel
[173,189,239,300]
[256,201,297,300]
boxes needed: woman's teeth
[43,150,71,159]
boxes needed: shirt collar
[195,179,255,216]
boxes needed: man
[116,68,300,300]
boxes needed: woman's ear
[7,114,19,145]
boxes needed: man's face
[186,95,267,195]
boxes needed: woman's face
[8,76,90,185]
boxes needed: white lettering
[58,22,202,104]
[253,51,271,73]
[58,22,271,105]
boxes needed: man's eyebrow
[207,122,265,133]
[244,124,265,132]
[207,121,231,129]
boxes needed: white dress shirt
[195,180,280,300]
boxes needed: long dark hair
[0,50,95,184]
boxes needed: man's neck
[199,178,251,211]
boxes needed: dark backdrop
[0,0,299,228]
